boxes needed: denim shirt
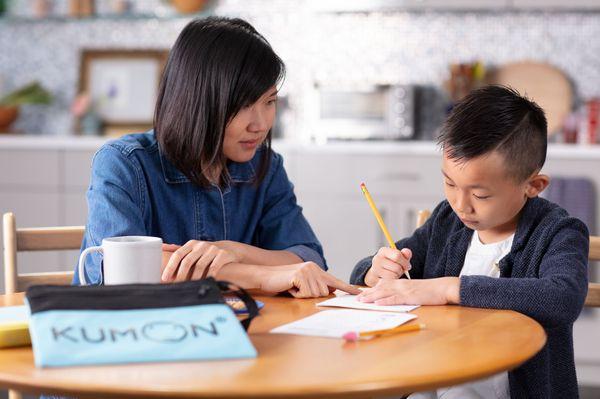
[74,132,326,285]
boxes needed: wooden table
[0,292,546,399]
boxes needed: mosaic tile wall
[1,0,600,138]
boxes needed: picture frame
[78,49,169,136]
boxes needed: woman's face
[223,86,278,163]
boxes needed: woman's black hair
[154,16,285,187]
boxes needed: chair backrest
[2,212,85,294]
[585,236,600,307]
[415,209,600,308]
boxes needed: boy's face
[442,149,536,240]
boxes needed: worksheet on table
[317,293,419,313]
[270,309,417,338]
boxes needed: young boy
[350,85,589,399]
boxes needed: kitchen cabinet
[509,0,600,10]
[310,0,600,12]
[310,0,509,12]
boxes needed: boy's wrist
[445,277,461,304]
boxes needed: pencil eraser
[342,331,359,342]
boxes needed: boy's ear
[525,173,550,198]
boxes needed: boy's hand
[357,277,460,305]
[259,262,361,298]
[364,247,412,287]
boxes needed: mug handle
[78,246,103,286]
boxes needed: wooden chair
[2,212,84,294]
[2,212,84,399]
[586,236,600,307]
[415,210,600,308]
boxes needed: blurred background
[0,1,599,396]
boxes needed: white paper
[317,293,419,313]
[0,305,29,323]
[270,309,417,338]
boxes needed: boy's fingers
[379,247,412,266]
[400,248,412,260]
[374,295,403,306]
[381,258,406,275]
[358,288,391,303]
[379,268,401,279]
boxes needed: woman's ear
[525,173,550,198]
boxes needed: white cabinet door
[0,149,60,188]
[296,192,381,282]
[387,196,443,240]
[63,150,95,190]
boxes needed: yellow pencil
[343,323,426,342]
[360,182,411,280]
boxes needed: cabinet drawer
[0,149,60,188]
[63,150,96,189]
[293,152,444,198]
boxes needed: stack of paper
[270,309,417,338]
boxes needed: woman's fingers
[162,244,193,282]
[206,250,235,278]
[176,248,205,282]
[324,274,361,295]
[189,245,219,281]
[317,279,330,297]
[162,243,181,252]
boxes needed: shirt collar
[159,146,257,185]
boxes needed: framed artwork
[78,49,169,135]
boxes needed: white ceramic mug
[78,236,163,285]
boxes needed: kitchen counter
[1,134,600,159]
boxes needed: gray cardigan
[350,197,589,399]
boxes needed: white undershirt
[409,230,514,399]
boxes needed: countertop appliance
[311,83,415,141]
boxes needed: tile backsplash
[1,0,600,138]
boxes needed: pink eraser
[342,331,359,342]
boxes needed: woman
[76,16,358,297]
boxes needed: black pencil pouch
[26,278,259,367]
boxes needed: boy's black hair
[154,16,285,187]
[438,85,548,183]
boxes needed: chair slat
[16,227,85,251]
[16,271,74,292]
[589,236,600,261]
[585,283,600,308]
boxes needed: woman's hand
[364,247,413,287]
[259,262,361,298]
[357,277,460,305]
[161,241,240,282]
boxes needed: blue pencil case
[26,278,259,368]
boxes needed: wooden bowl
[170,0,207,14]
[0,105,19,132]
